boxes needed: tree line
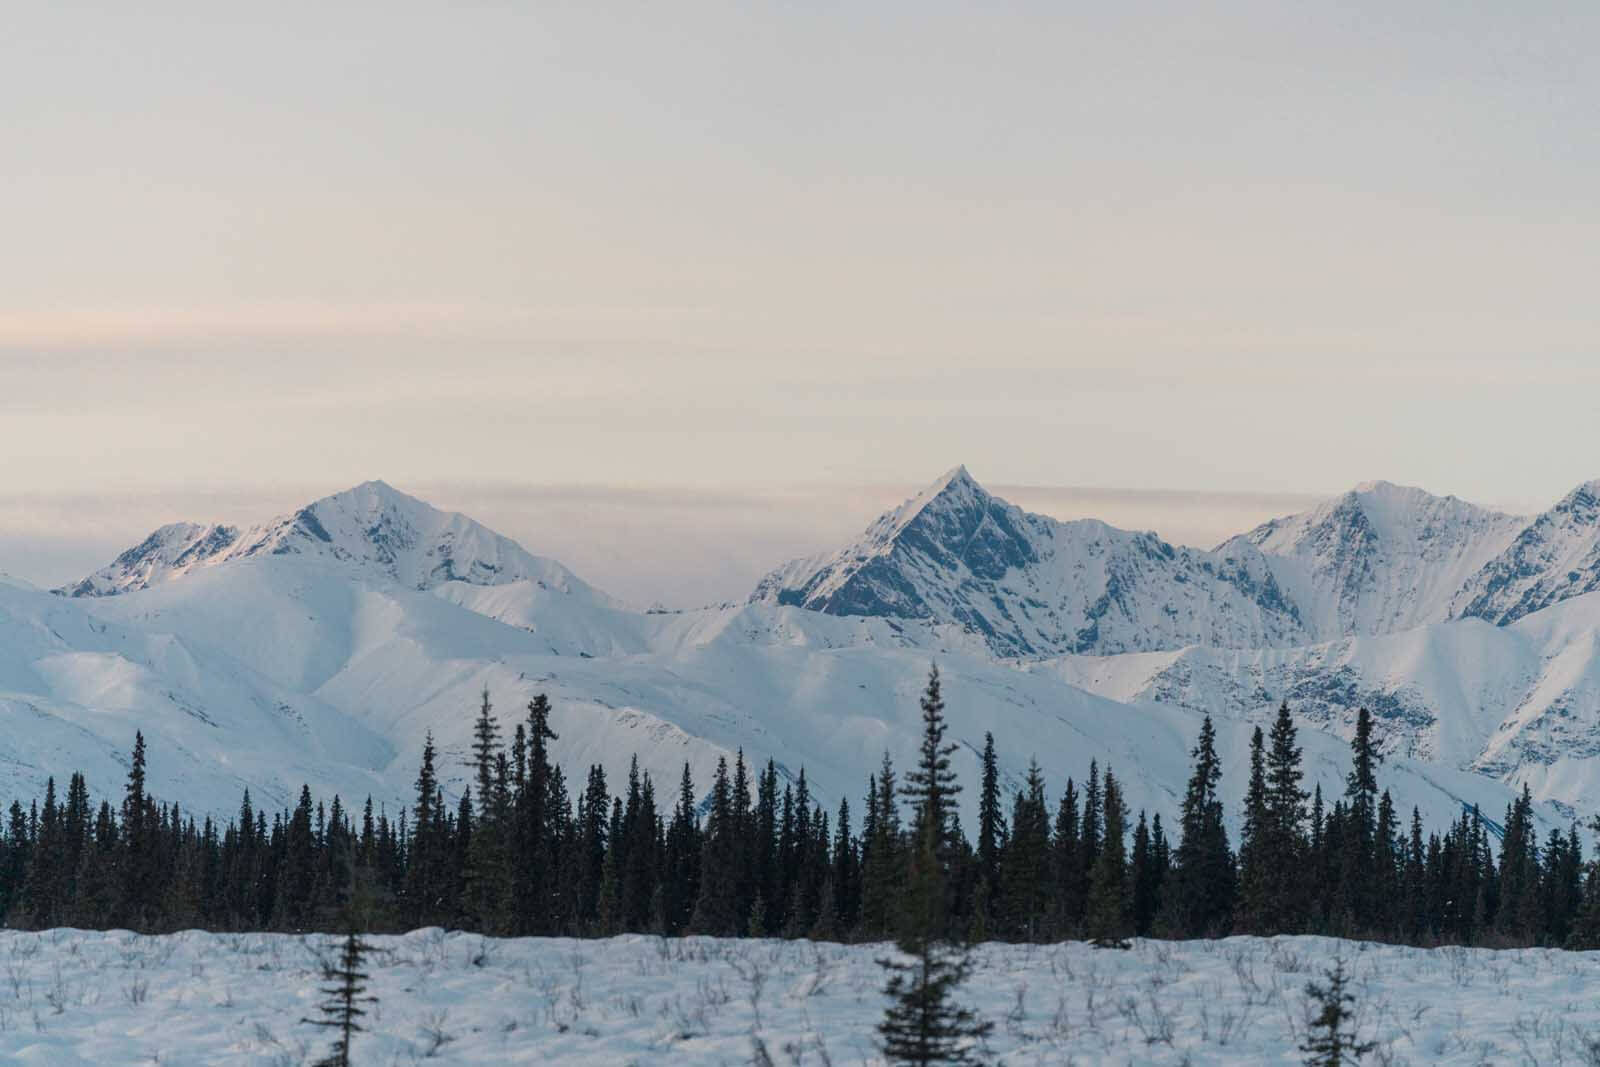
[0,670,1594,949]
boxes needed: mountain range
[8,469,1600,842]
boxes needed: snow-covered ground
[3,929,1600,1064]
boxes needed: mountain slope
[57,556,1544,841]
[1228,480,1526,639]
[752,467,1308,658]
[1044,590,1600,819]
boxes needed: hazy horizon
[0,470,1560,608]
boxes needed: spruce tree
[1161,716,1234,937]
[754,760,780,934]
[999,760,1050,941]
[1237,726,1271,933]
[1085,768,1130,947]
[1373,790,1400,938]
[903,665,961,866]
[662,763,701,935]
[829,796,858,933]
[1264,702,1309,931]
[1050,778,1083,936]
[577,765,611,928]
[877,826,994,1065]
[121,732,152,927]
[305,931,376,1067]
[877,664,992,1065]
[1300,957,1374,1066]
[974,733,1005,931]
[1341,707,1380,930]
[691,757,738,934]
[1130,811,1159,937]
[469,689,500,805]
[517,693,559,933]
[860,753,903,938]
[404,733,442,927]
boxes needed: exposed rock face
[753,467,1306,657]
[1451,481,1600,626]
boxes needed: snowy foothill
[0,929,1598,1064]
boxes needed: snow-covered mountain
[756,469,1600,660]
[752,466,1307,658]
[1227,480,1527,640]
[58,480,616,608]
[16,469,1600,842]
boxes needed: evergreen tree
[1237,726,1271,933]
[1300,958,1375,1066]
[1161,716,1234,937]
[121,732,152,926]
[829,796,858,934]
[305,931,376,1067]
[877,663,991,1064]
[1373,790,1400,938]
[1050,778,1084,936]
[754,760,780,934]
[469,689,500,806]
[1342,707,1380,930]
[404,733,443,927]
[1130,811,1160,937]
[1264,702,1309,930]
[275,785,317,930]
[860,754,904,938]
[1085,768,1130,947]
[876,823,994,1065]
[576,765,610,929]
[662,763,701,935]
[903,665,962,866]
[518,693,560,933]
[878,802,992,1064]
[999,760,1050,941]
[974,733,1005,931]
[691,757,738,935]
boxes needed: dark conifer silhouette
[0,686,1586,958]
[1300,957,1374,1066]
[877,666,992,1065]
[305,931,376,1067]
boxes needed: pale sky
[2,5,1597,598]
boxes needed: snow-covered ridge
[755,469,1600,660]
[751,466,1306,658]
[57,480,618,608]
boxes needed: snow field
[0,930,1599,1064]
